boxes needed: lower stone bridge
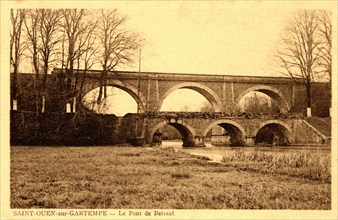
[127,112,327,147]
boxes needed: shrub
[171,172,191,179]
[10,111,119,146]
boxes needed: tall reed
[222,150,331,182]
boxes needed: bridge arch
[235,85,290,113]
[203,119,246,146]
[82,80,147,113]
[159,82,222,112]
[255,120,293,145]
[149,120,196,147]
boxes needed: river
[162,140,331,162]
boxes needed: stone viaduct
[140,114,327,147]
[50,69,324,147]
[52,68,306,114]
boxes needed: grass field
[10,146,331,209]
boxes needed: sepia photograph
[1,1,337,219]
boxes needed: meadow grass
[221,149,331,182]
[10,146,331,209]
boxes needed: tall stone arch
[159,82,223,112]
[81,79,147,113]
[235,85,290,113]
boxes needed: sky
[1,1,335,115]
[100,1,332,77]
[116,1,295,76]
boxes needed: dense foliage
[11,111,119,146]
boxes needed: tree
[96,9,140,104]
[61,9,86,84]
[276,10,331,117]
[317,10,332,116]
[24,9,62,113]
[200,101,213,112]
[11,9,141,114]
[62,9,97,110]
[317,10,332,83]
[38,9,62,98]
[77,25,99,105]
[10,9,26,110]
[181,105,192,112]
[61,9,91,112]
[22,9,61,139]
[242,92,280,114]
[23,9,40,114]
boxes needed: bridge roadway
[125,112,327,147]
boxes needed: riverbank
[10,146,331,209]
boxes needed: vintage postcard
[1,1,337,219]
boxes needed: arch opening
[236,86,290,113]
[215,123,245,146]
[204,121,246,146]
[255,123,291,146]
[160,83,222,112]
[238,91,281,114]
[150,121,195,147]
[161,88,214,112]
[82,86,144,116]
